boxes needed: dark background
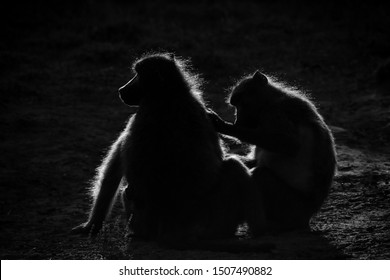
[1,0,389,259]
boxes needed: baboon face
[230,71,268,106]
[118,54,177,106]
[229,71,269,127]
[118,74,143,106]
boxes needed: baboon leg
[121,185,134,223]
[164,157,273,252]
[245,179,267,236]
[128,208,155,241]
[252,166,311,233]
[156,157,261,250]
[207,156,257,238]
[122,187,158,240]
[72,138,123,235]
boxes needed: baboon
[208,71,337,234]
[72,53,255,249]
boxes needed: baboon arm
[220,122,299,155]
[208,111,298,154]
[87,139,124,231]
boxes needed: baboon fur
[209,71,337,234]
[73,53,255,249]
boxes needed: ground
[0,0,389,259]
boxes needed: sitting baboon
[208,71,337,234]
[72,53,255,249]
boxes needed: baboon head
[229,70,269,127]
[230,71,268,107]
[118,53,179,106]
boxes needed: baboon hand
[71,221,102,236]
[207,110,228,132]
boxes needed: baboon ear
[252,70,268,85]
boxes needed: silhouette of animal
[72,53,255,250]
[208,70,336,234]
